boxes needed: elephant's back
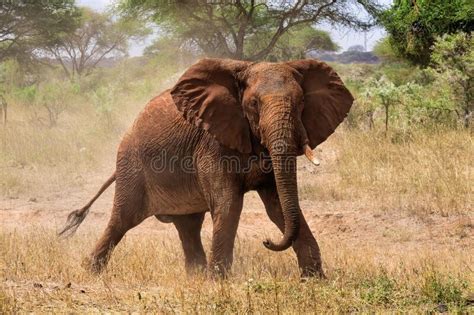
[119,90,209,214]
[132,90,182,135]
[123,90,200,159]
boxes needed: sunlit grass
[337,129,473,216]
[298,128,473,216]
[0,229,472,313]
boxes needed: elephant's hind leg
[85,173,147,273]
[172,213,207,273]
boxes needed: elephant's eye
[252,98,261,110]
[244,97,259,116]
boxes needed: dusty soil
[1,168,472,257]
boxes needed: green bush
[421,271,468,306]
[429,32,473,128]
[90,83,120,130]
[360,272,396,306]
[379,0,473,66]
[347,32,472,131]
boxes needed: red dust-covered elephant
[60,58,353,278]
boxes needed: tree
[35,80,80,127]
[373,37,399,61]
[429,32,473,128]
[44,8,149,78]
[364,76,404,135]
[0,0,80,63]
[379,0,474,66]
[120,0,380,60]
[247,25,339,61]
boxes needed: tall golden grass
[298,128,473,216]
[0,228,472,313]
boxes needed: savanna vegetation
[1,0,472,313]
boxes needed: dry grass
[0,90,144,197]
[298,128,473,216]
[0,229,472,313]
[338,129,473,216]
[1,74,473,312]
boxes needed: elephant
[59,58,353,278]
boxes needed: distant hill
[310,50,380,64]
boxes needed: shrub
[421,270,468,306]
[379,0,473,66]
[360,272,396,306]
[34,80,80,127]
[429,32,473,128]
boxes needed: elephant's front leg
[258,186,324,278]
[208,192,244,277]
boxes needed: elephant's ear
[171,58,252,153]
[287,59,354,149]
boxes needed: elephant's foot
[207,260,232,279]
[81,255,108,274]
[297,249,325,280]
[300,265,325,280]
[184,258,207,276]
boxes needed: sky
[77,0,393,56]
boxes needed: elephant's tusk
[304,144,320,166]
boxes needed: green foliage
[45,7,150,78]
[250,25,339,61]
[90,84,119,129]
[360,272,396,306]
[373,37,399,61]
[347,32,473,132]
[144,36,198,68]
[34,80,80,127]
[374,61,419,85]
[379,0,473,65]
[120,0,376,60]
[429,32,473,127]
[421,271,468,306]
[352,74,455,133]
[365,76,404,105]
[0,60,25,92]
[13,85,37,105]
[0,0,80,63]
[362,75,406,133]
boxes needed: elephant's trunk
[260,97,302,252]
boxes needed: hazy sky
[77,0,393,55]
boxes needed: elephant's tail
[58,172,116,238]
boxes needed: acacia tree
[44,8,148,78]
[120,0,379,60]
[247,25,339,61]
[379,0,474,66]
[146,24,338,62]
[0,0,79,63]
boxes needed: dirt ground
[1,164,472,263]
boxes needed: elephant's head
[171,58,353,252]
